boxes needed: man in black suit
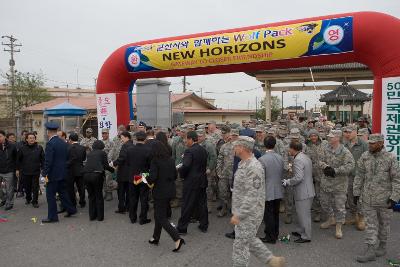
[42,122,77,223]
[128,131,152,224]
[177,131,209,234]
[67,133,87,208]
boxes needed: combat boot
[268,256,286,267]
[345,213,356,225]
[375,242,387,257]
[335,223,343,239]
[217,203,227,217]
[313,213,321,223]
[356,214,366,231]
[104,192,113,201]
[356,244,376,263]
[320,216,335,229]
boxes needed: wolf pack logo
[297,23,318,34]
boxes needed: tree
[3,71,52,116]
[256,96,281,121]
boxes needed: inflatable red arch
[97,11,400,134]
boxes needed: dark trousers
[84,173,104,221]
[46,180,76,221]
[129,183,149,223]
[177,187,208,232]
[23,174,39,204]
[117,181,129,212]
[17,173,24,193]
[67,174,86,207]
[263,199,281,241]
[153,198,180,241]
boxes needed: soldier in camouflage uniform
[171,125,187,208]
[197,129,217,209]
[305,129,328,222]
[207,120,222,146]
[343,125,368,230]
[216,129,239,217]
[230,136,285,267]
[354,134,400,263]
[319,130,355,239]
[254,126,266,155]
[100,128,115,201]
[80,128,97,153]
[216,125,231,155]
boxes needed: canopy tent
[44,101,87,116]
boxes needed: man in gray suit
[283,141,315,243]
[258,136,284,244]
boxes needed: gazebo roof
[44,101,87,116]
[320,82,371,103]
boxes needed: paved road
[0,196,399,267]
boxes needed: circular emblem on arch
[323,25,344,45]
[128,52,141,68]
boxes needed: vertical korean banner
[381,77,400,161]
[96,93,118,139]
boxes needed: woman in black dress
[147,141,185,252]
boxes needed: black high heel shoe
[148,238,159,245]
[172,238,185,252]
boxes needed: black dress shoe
[57,209,66,214]
[225,231,235,239]
[25,200,31,205]
[260,237,276,244]
[148,238,159,245]
[177,228,187,235]
[172,239,185,252]
[42,218,59,223]
[294,237,311,243]
[64,211,77,218]
[5,205,13,211]
[139,219,151,225]
[198,225,207,233]
[130,219,137,224]
[291,232,301,237]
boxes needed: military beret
[368,133,384,143]
[232,136,255,150]
[327,130,342,138]
[45,121,60,130]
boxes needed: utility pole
[2,35,22,131]
[293,94,299,114]
[182,76,186,92]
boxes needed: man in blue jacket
[42,122,77,223]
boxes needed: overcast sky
[1,0,399,109]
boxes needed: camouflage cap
[343,125,357,132]
[357,128,370,136]
[255,125,264,132]
[128,120,137,126]
[278,129,288,137]
[327,130,342,138]
[208,120,217,125]
[231,128,239,136]
[307,129,319,137]
[221,125,231,134]
[289,128,301,138]
[86,128,93,133]
[232,136,255,150]
[101,128,109,133]
[196,129,206,135]
[197,124,206,130]
[267,128,276,135]
[187,124,196,130]
[368,133,384,143]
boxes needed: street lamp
[281,90,286,117]
[304,100,308,118]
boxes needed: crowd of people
[0,114,399,266]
